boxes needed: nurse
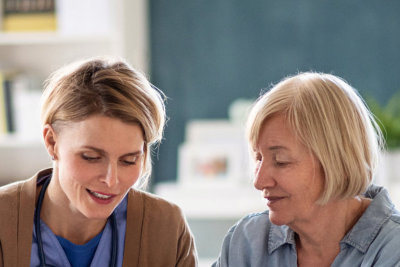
[0,57,197,266]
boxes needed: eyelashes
[81,154,139,166]
[82,154,100,162]
[120,158,138,166]
[253,152,291,168]
[274,161,290,167]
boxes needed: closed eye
[120,155,140,166]
[274,161,290,167]
[120,159,136,165]
[82,154,101,162]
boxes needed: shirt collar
[266,185,395,254]
[341,185,394,253]
[268,222,296,254]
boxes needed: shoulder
[0,181,22,231]
[365,208,400,264]
[128,189,186,224]
[362,185,400,243]
[0,179,24,195]
[124,189,198,266]
[213,211,272,267]
[222,210,271,247]
[0,169,48,220]
[378,208,400,240]
[389,208,400,225]
[0,168,50,199]
[372,191,400,240]
[0,176,36,253]
[130,189,183,214]
[0,180,25,208]
[125,189,194,250]
[229,211,270,234]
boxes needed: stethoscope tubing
[34,177,117,267]
[35,177,52,267]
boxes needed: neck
[292,197,370,264]
[39,177,107,245]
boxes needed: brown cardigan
[0,169,198,267]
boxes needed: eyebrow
[82,146,143,157]
[268,146,289,151]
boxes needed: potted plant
[366,93,400,186]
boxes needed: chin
[269,212,289,226]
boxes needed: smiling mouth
[87,189,114,200]
[266,196,286,204]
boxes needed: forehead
[257,115,301,152]
[56,115,144,150]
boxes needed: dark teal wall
[149,0,400,184]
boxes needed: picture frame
[178,142,248,187]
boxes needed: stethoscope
[34,176,118,267]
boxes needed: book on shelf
[0,71,42,140]
[2,0,57,32]
[3,78,14,133]
[0,73,6,134]
[0,71,15,135]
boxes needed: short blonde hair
[41,57,166,188]
[247,72,383,204]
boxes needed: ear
[43,124,58,160]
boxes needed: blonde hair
[41,56,166,188]
[247,72,383,204]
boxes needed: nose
[101,162,118,187]
[253,161,276,191]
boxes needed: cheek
[59,156,96,184]
[313,174,325,198]
[119,167,142,189]
[297,172,324,203]
[308,162,325,193]
[120,158,145,187]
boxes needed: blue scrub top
[56,230,102,267]
[30,196,128,267]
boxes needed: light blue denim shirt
[30,196,128,267]
[213,185,400,267]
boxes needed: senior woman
[213,72,400,266]
[0,57,197,266]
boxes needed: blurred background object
[1,0,400,265]
[0,0,147,183]
[149,0,400,185]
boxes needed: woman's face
[48,115,145,220]
[253,115,325,227]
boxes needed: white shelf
[0,139,51,183]
[154,182,267,219]
[0,134,42,147]
[0,32,112,46]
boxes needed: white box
[56,0,113,36]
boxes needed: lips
[87,189,116,200]
[265,196,286,206]
[266,196,285,201]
